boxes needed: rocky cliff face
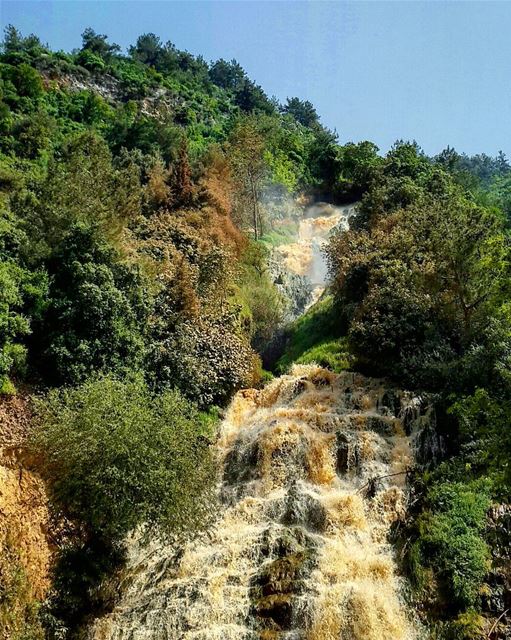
[0,393,54,638]
[269,257,313,321]
[40,68,183,119]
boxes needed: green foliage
[259,221,298,248]
[209,58,246,92]
[435,146,510,189]
[305,127,342,195]
[0,25,348,409]
[1,24,46,62]
[293,338,350,372]
[450,388,511,496]
[25,130,140,258]
[148,318,253,408]
[488,171,511,219]
[236,241,287,351]
[336,140,382,200]
[411,480,491,610]
[75,49,105,72]
[80,27,120,61]
[39,224,149,386]
[7,63,43,99]
[0,261,30,390]
[282,97,319,128]
[328,187,510,387]
[275,294,343,373]
[44,537,125,639]
[0,209,48,392]
[12,110,54,159]
[441,611,486,640]
[32,375,216,541]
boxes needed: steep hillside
[1,23,511,640]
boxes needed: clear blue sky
[2,1,510,157]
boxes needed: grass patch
[293,338,350,372]
[260,221,299,248]
[407,478,491,614]
[275,294,348,373]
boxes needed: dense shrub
[236,242,286,351]
[450,388,511,496]
[75,49,105,72]
[31,376,216,541]
[38,224,150,385]
[327,194,509,388]
[148,318,254,407]
[410,480,491,611]
[0,211,48,394]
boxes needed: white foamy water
[92,365,423,640]
[275,203,355,306]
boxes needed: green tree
[75,48,105,72]
[327,191,510,385]
[209,58,246,91]
[31,376,215,541]
[337,140,381,199]
[148,317,253,407]
[0,210,47,394]
[80,27,120,61]
[129,32,163,67]
[1,25,45,62]
[306,127,341,195]
[0,260,47,394]
[228,118,268,239]
[9,63,43,99]
[39,224,150,385]
[282,97,319,128]
[25,131,141,258]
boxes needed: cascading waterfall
[275,203,355,308]
[92,365,427,640]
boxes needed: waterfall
[92,365,423,640]
[275,203,355,309]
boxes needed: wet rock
[365,415,395,436]
[256,526,316,564]
[250,527,316,632]
[252,555,304,599]
[269,257,313,321]
[380,389,401,417]
[401,404,421,435]
[413,412,445,467]
[223,441,260,485]
[290,378,308,398]
[252,593,294,630]
[335,432,361,474]
[310,371,333,387]
[281,483,327,532]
